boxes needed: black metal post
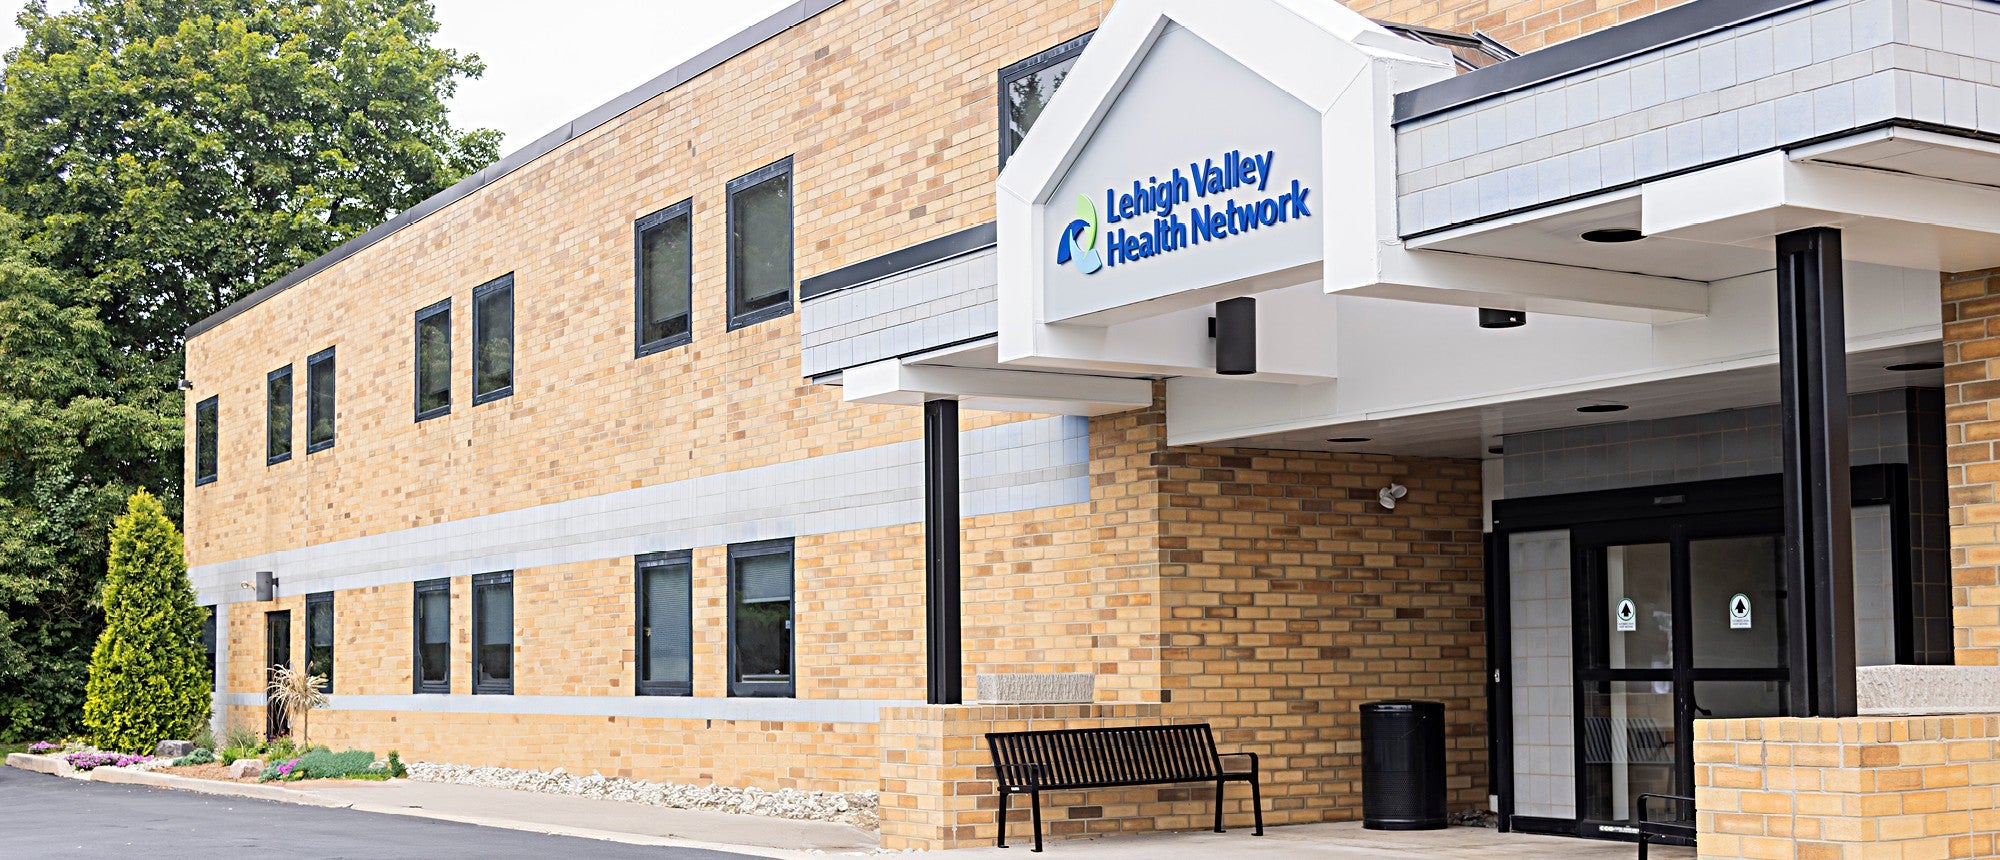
[924,398,963,705]
[1775,227,1857,717]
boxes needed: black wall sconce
[1479,307,1526,329]
[1214,296,1257,375]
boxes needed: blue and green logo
[1055,194,1103,274]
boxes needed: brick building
[184,0,2000,855]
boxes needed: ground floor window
[637,551,693,696]
[305,592,333,693]
[728,539,793,697]
[472,572,513,695]
[200,606,217,691]
[413,579,450,694]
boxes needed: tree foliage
[84,489,208,752]
[0,0,498,740]
[0,0,503,354]
[0,213,178,740]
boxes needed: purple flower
[27,741,57,754]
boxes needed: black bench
[985,723,1263,851]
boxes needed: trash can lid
[1360,700,1441,712]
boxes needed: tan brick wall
[1694,715,2000,860]
[877,703,1172,850]
[1345,0,1694,52]
[1945,270,2000,666]
[182,0,1113,568]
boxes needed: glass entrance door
[1574,513,1787,837]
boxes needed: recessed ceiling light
[1885,361,1943,372]
[1581,228,1645,243]
[1327,436,1371,443]
[1487,445,1505,455]
[1576,403,1629,413]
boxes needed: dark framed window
[200,606,218,692]
[473,275,514,404]
[635,200,694,356]
[414,299,451,421]
[266,366,292,465]
[194,396,219,486]
[727,538,794,698]
[413,578,450,694]
[637,551,693,696]
[306,347,336,453]
[998,32,1092,167]
[472,572,513,695]
[305,592,333,694]
[726,158,793,330]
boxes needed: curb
[5,753,78,778]
[84,767,353,808]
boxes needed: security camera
[176,378,194,391]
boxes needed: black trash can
[1360,700,1447,830]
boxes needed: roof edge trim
[1392,0,1816,125]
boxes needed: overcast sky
[0,0,797,153]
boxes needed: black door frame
[1569,510,1786,840]
[1489,465,1906,840]
[265,610,292,741]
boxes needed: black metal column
[1775,227,1858,717]
[924,398,963,705]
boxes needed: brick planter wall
[1694,715,2000,859]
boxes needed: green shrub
[81,491,209,753]
[261,748,380,781]
[387,750,406,778]
[170,747,215,767]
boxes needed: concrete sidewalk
[9,755,1692,858]
[301,779,879,858]
[950,822,1692,858]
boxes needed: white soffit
[1196,341,1943,460]
[1642,145,2000,273]
[1408,191,1774,283]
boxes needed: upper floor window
[635,200,694,356]
[473,275,515,404]
[728,538,794,698]
[194,396,219,486]
[266,365,292,465]
[305,592,333,694]
[998,33,1092,167]
[637,550,693,696]
[414,299,451,421]
[306,347,336,453]
[726,158,793,330]
[472,571,514,695]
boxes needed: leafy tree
[83,489,208,752]
[0,0,498,740]
[0,212,178,741]
[0,0,503,355]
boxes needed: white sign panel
[1615,598,1637,632]
[1729,593,1753,630]
[1039,23,1323,323]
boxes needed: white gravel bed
[405,761,879,830]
